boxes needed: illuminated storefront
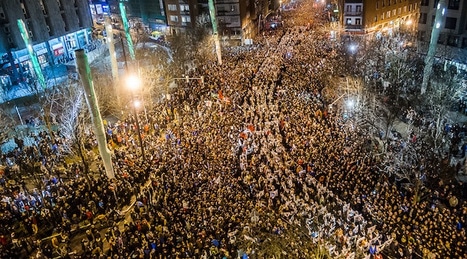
[90,0,111,23]
[3,28,92,83]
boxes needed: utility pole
[125,75,146,161]
[105,16,122,109]
[421,0,446,94]
[132,98,145,161]
[75,49,115,179]
[208,0,223,65]
[105,16,119,82]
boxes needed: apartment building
[164,0,199,32]
[110,0,270,44]
[0,0,93,83]
[164,0,261,42]
[364,0,419,34]
[216,0,275,43]
[343,0,419,35]
[343,0,363,33]
[107,0,166,30]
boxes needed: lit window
[181,16,191,23]
[21,3,27,15]
[170,15,178,22]
[180,4,189,11]
[168,4,177,11]
[39,0,46,14]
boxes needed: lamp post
[126,75,146,161]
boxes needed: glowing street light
[348,43,358,54]
[133,100,141,108]
[126,74,141,91]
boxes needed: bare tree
[85,70,124,120]
[353,34,424,142]
[0,105,15,148]
[352,35,463,203]
[54,80,94,176]
[422,64,462,153]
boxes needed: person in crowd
[0,3,465,258]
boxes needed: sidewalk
[2,42,108,103]
[0,43,109,153]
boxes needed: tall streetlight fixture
[126,75,146,161]
[421,0,446,94]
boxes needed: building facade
[0,0,94,85]
[163,0,265,43]
[340,0,467,72]
[215,0,275,43]
[342,0,419,35]
[108,0,166,30]
[109,0,272,44]
[216,0,244,40]
[164,0,199,31]
[343,0,363,33]
[89,0,111,24]
[417,0,467,71]
[363,0,419,34]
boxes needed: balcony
[344,11,362,16]
[345,24,363,31]
[215,0,239,3]
[217,10,239,15]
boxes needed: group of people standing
[0,1,466,258]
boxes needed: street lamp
[345,99,355,109]
[126,75,146,160]
[348,44,358,54]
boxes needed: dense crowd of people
[0,1,466,259]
